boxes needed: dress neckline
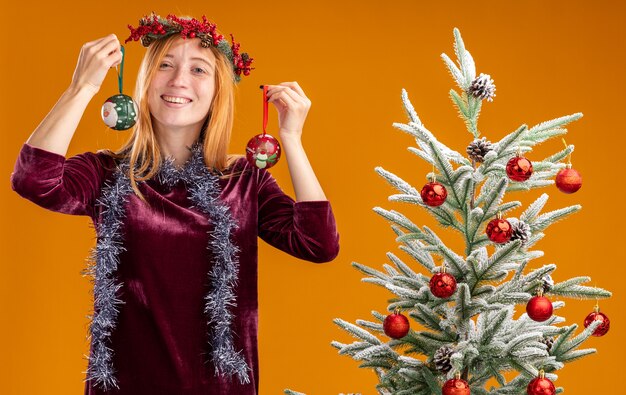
[154,141,204,188]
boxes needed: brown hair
[102,34,244,202]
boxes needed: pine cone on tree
[466,137,493,163]
[541,336,555,353]
[433,346,455,374]
[509,219,531,245]
[468,73,496,102]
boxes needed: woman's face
[147,37,217,135]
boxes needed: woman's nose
[167,68,188,87]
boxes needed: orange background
[1,1,624,394]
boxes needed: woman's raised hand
[70,34,123,95]
[266,82,311,140]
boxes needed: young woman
[11,14,339,395]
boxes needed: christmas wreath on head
[125,12,254,82]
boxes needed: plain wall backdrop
[1,1,624,393]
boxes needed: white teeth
[162,95,191,104]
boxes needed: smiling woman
[110,32,238,202]
[10,12,339,395]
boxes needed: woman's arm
[266,82,327,202]
[261,82,339,261]
[26,34,122,156]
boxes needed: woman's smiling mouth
[161,95,192,104]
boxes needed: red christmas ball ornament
[421,179,448,207]
[442,376,470,395]
[430,270,457,298]
[527,370,555,395]
[555,166,582,194]
[383,311,410,339]
[526,292,553,322]
[485,214,512,244]
[506,155,533,182]
[246,133,281,169]
[584,306,610,337]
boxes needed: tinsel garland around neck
[84,142,250,390]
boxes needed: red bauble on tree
[526,290,553,322]
[443,374,470,395]
[430,268,457,298]
[383,311,410,339]
[421,176,448,207]
[485,213,512,244]
[584,305,610,337]
[527,370,555,395]
[555,165,582,194]
[506,155,533,182]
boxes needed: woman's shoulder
[88,149,121,174]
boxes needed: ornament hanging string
[261,85,268,137]
[562,138,572,164]
[117,46,125,94]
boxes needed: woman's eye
[159,63,172,69]
[193,67,207,74]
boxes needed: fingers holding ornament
[265,82,311,135]
[278,81,309,99]
[73,34,123,94]
[266,82,311,105]
[267,85,309,111]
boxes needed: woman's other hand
[70,34,123,95]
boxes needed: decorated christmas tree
[330,28,612,395]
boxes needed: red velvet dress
[10,143,340,395]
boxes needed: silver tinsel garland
[83,142,250,390]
